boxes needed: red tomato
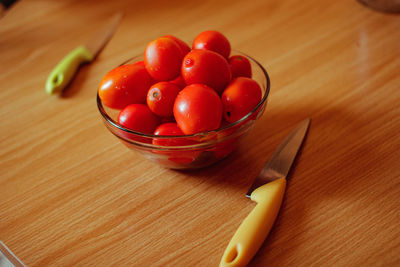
[163,35,191,56]
[133,60,145,67]
[99,64,153,109]
[192,30,231,58]
[132,60,158,86]
[181,50,232,94]
[147,82,181,117]
[118,104,160,134]
[229,55,252,78]
[144,37,183,81]
[221,77,262,123]
[213,138,238,159]
[219,119,231,128]
[169,75,186,89]
[153,123,195,146]
[153,123,200,164]
[174,84,223,135]
[161,116,175,124]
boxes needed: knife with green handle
[45,13,122,94]
[220,118,310,267]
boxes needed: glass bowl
[96,52,270,169]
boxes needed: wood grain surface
[1,0,400,266]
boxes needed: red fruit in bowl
[169,75,186,89]
[192,30,231,58]
[147,82,181,117]
[163,35,191,56]
[144,37,183,81]
[153,123,196,146]
[118,104,161,134]
[229,55,252,78]
[181,50,232,94]
[222,77,262,123]
[174,84,223,135]
[98,64,153,109]
[133,60,145,67]
[213,137,238,159]
[153,123,200,165]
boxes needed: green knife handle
[45,46,94,94]
[219,177,287,267]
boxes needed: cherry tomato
[144,37,183,81]
[163,35,191,56]
[153,123,200,164]
[132,60,159,86]
[221,77,262,123]
[192,30,231,58]
[153,123,195,146]
[209,119,240,158]
[133,60,145,67]
[181,50,232,94]
[213,138,238,159]
[229,55,252,78]
[118,104,160,134]
[161,116,175,124]
[99,64,153,109]
[147,82,181,117]
[219,119,231,128]
[174,84,223,135]
[169,75,186,89]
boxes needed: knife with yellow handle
[45,13,122,94]
[220,118,310,267]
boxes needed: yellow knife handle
[45,46,94,94]
[219,177,287,267]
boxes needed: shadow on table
[174,104,316,188]
[178,103,374,265]
[59,63,92,98]
[245,105,380,266]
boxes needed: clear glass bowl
[96,52,270,169]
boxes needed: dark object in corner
[358,0,400,13]
[1,0,18,9]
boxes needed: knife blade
[45,13,122,95]
[220,118,310,267]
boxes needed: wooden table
[1,0,399,266]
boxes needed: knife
[45,13,122,94]
[219,118,311,267]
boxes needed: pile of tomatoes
[99,30,262,150]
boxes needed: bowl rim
[96,51,270,140]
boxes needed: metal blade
[246,118,310,197]
[85,13,122,58]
